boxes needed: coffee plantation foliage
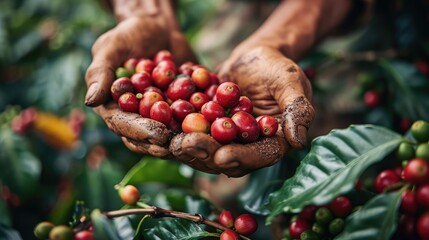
[1,0,429,239]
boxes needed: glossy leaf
[142,218,219,240]
[336,191,402,240]
[0,226,22,240]
[118,157,193,189]
[113,217,136,240]
[267,125,403,223]
[91,209,121,240]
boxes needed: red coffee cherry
[416,183,429,209]
[182,113,210,134]
[135,59,155,74]
[402,158,429,185]
[374,169,401,193]
[299,205,318,222]
[231,111,260,143]
[118,92,139,113]
[170,99,196,122]
[201,101,225,122]
[123,58,139,71]
[178,61,194,76]
[257,115,278,137]
[189,92,210,111]
[152,61,175,89]
[397,214,416,239]
[191,67,211,90]
[328,196,352,218]
[363,90,380,108]
[234,214,258,236]
[211,117,238,144]
[139,91,164,118]
[131,72,153,93]
[150,101,172,126]
[166,76,196,101]
[216,82,241,108]
[400,189,417,215]
[153,50,173,64]
[289,219,310,239]
[220,229,240,240]
[218,210,234,228]
[417,212,429,240]
[230,96,253,115]
[204,85,218,100]
[119,185,140,205]
[74,230,94,240]
[111,77,134,101]
[210,73,220,85]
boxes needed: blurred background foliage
[0,0,428,239]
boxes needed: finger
[169,31,198,65]
[214,133,288,178]
[95,102,171,145]
[169,133,221,174]
[121,137,170,158]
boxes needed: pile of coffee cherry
[111,50,278,144]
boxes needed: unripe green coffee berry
[34,221,54,239]
[397,142,415,161]
[300,230,320,240]
[416,143,429,161]
[411,120,429,142]
[329,218,345,236]
[49,225,73,240]
[315,207,333,226]
[115,67,134,78]
[311,222,325,236]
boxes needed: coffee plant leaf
[0,226,22,240]
[142,218,219,240]
[380,59,429,121]
[267,125,403,223]
[336,190,402,240]
[91,209,121,240]
[118,157,193,189]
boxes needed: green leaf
[0,225,22,240]
[336,191,402,240]
[267,125,403,223]
[142,218,219,240]
[118,157,193,189]
[379,59,429,121]
[91,209,121,240]
[113,217,136,240]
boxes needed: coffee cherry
[416,184,429,209]
[229,96,253,115]
[257,115,278,137]
[115,67,133,78]
[397,214,416,239]
[211,117,238,144]
[402,158,429,184]
[118,92,139,113]
[74,230,93,240]
[231,111,260,143]
[49,225,73,240]
[299,205,318,221]
[374,169,401,193]
[289,219,310,238]
[315,207,334,226]
[417,212,429,240]
[204,85,218,100]
[166,76,196,101]
[152,61,175,89]
[178,62,194,76]
[143,86,164,96]
[411,120,429,142]
[168,118,181,134]
[123,58,139,71]
[34,221,54,239]
[111,77,134,101]
[201,101,225,122]
[397,142,415,161]
[416,143,429,161]
[153,50,173,64]
[363,90,380,108]
[119,185,140,205]
[218,210,234,228]
[189,92,210,111]
[216,82,241,108]
[311,222,325,236]
[191,67,211,90]
[139,91,164,118]
[328,218,345,236]
[220,229,240,240]
[170,99,196,122]
[131,72,153,93]
[400,189,417,215]
[328,196,352,218]
[210,73,220,85]
[300,230,319,240]
[182,113,210,134]
[234,214,258,235]
[150,101,172,126]
[135,59,155,74]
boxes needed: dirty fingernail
[296,125,308,148]
[84,83,100,106]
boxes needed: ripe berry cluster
[111,50,278,144]
[373,120,429,239]
[218,210,258,239]
[34,221,93,240]
[282,196,354,240]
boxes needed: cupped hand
[170,45,314,177]
[85,16,196,157]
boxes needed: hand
[170,45,314,177]
[85,14,196,157]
